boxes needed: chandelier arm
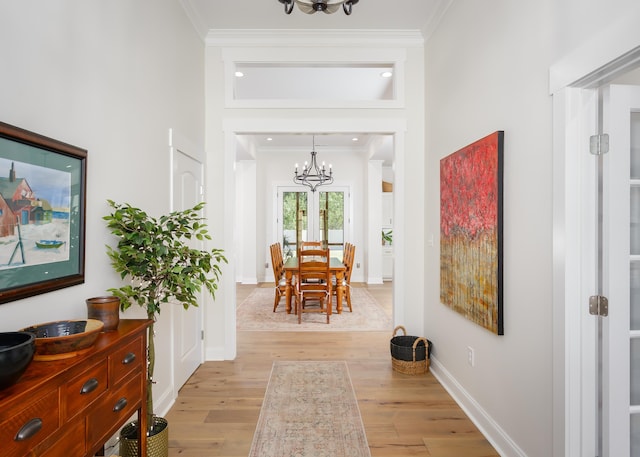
[280,0,294,14]
[280,0,357,15]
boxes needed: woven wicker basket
[390,325,431,375]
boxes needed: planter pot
[120,416,169,457]
[86,296,120,331]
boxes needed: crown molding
[205,29,424,47]
[179,0,208,41]
[422,0,454,41]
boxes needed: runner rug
[249,361,372,457]
[237,287,391,331]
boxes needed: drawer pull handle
[122,352,136,365]
[113,397,128,412]
[15,418,43,441]
[80,377,99,394]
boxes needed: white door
[601,84,640,456]
[170,130,205,391]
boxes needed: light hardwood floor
[165,283,499,457]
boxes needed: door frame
[222,118,408,350]
[551,39,640,457]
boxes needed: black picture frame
[0,121,86,304]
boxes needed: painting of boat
[36,240,64,249]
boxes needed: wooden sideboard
[0,319,151,457]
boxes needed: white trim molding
[430,357,527,457]
[206,29,424,47]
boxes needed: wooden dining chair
[270,243,287,312]
[333,243,355,312]
[295,248,332,324]
[300,240,322,250]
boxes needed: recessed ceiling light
[235,71,244,77]
[380,71,393,78]
[352,137,359,142]
[266,137,273,141]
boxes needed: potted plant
[103,200,227,457]
[382,229,393,246]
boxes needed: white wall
[0,0,205,417]
[424,1,553,456]
[551,0,639,63]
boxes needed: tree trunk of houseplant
[119,318,169,457]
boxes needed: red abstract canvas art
[440,131,504,335]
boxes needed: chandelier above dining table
[293,136,334,192]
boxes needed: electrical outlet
[467,346,475,367]
[265,262,269,269]
[356,262,360,268]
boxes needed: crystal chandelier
[293,136,334,192]
[278,0,359,15]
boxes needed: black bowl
[0,332,35,389]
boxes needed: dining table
[283,256,346,314]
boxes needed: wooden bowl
[21,319,104,361]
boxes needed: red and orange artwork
[440,131,504,335]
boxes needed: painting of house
[0,160,68,267]
[0,162,54,230]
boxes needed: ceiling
[183,0,448,165]
[183,0,446,32]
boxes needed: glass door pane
[319,191,345,260]
[282,190,308,260]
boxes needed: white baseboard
[206,345,226,361]
[367,277,384,284]
[155,384,176,418]
[430,356,526,457]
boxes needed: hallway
[164,283,498,456]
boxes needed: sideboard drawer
[1,389,59,457]
[40,418,86,457]
[110,335,144,385]
[64,359,108,420]
[87,374,143,447]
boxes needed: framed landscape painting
[0,121,86,304]
[440,131,504,335]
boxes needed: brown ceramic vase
[86,296,121,332]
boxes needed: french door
[601,84,640,456]
[276,186,349,260]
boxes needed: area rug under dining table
[249,361,372,457]
[237,287,392,331]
